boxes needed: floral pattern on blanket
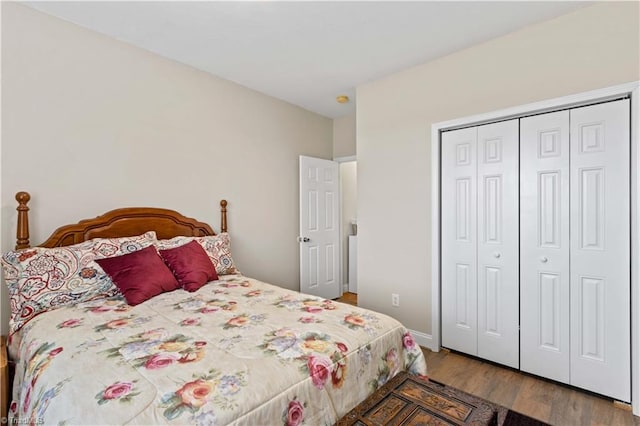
[9,341,68,423]
[160,368,248,421]
[101,329,208,368]
[8,275,427,425]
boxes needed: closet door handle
[493,252,501,259]
[540,256,548,263]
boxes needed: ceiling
[25,1,590,119]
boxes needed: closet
[441,120,520,369]
[440,99,631,402]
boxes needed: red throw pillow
[159,240,218,292]
[96,245,180,305]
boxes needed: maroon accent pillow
[159,240,218,292]
[95,245,180,305]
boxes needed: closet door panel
[570,99,630,402]
[477,119,519,368]
[442,127,478,356]
[520,111,571,383]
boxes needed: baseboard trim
[408,329,437,351]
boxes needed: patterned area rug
[337,372,549,425]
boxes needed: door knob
[540,256,548,263]
[298,236,310,243]
[493,252,501,258]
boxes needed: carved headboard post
[220,200,228,233]
[15,192,31,250]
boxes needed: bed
[1,192,427,425]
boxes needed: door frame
[334,155,357,294]
[299,155,357,298]
[429,81,640,414]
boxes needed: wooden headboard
[13,192,228,249]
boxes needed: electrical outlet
[391,293,400,307]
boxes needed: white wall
[340,161,357,289]
[333,113,356,159]
[0,3,333,334]
[357,2,640,335]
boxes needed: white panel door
[441,127,478,356]
[570,100,630,402]
[476,119,519,368]
[520,110,571,383]
[299,156,341,300]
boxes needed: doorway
[298,156,358,301]
[340,160,357,298]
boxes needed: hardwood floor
[336,292,357,306]
[423,348,638,426]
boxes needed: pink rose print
[49,347,63,357]
[96,380,139,405]
[105,319,129,329]
[402,332,416,350]
[58,318,82,328]
[286,398,305,426]
[194,341,207,348]
[307,355,332,389]
[180,318,200,327]
[336,342,348,353]
[103,382,134,400]
[144,353,178,370]
[305,306,322,314]
[201,306,219,314]
[91,305,112,313]
[298,316,315,324]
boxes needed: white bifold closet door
[442,127,478,356]
[442,120,519,368]
[570,100,630,402]
[520,99,630,402]
[520,110,571,383]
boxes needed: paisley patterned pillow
[1,231,157,334]
[155,232,238,276]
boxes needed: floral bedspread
[8,275,427,425]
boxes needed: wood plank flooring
[423,348,638,426]
[336,292,357,306]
